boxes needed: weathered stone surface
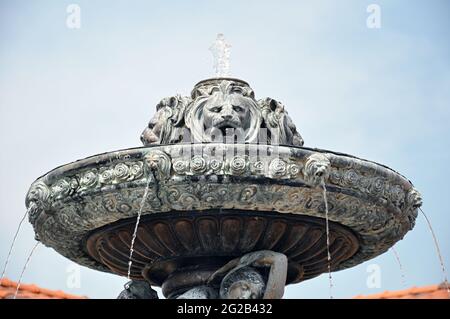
[26,143,420,275]
[25,77,421,298]
[140,78,304,146]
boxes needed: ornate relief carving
[144,150,172,180]
[25,180,53,224]
[26,78,421,289]
[27,146,421,221]
[141,95,191,145]
[26,143,421,279]
[258,98,304,146]
[186,79,262,143]
[141,78,304,146]
[303,153,331,187]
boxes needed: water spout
[14,241,40,299]
[1,209,29,285]
[320,180,333,299]
[127,176,153,280]
[209,33,231,77]
[419,208,450,295]
[391,246,407,287]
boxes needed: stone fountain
[25,38,422,299]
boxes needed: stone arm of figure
[207,258,241,286]
[254,251,288,299]
[207,250,288,299]
[238,250,288,299]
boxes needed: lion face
[186,79,262,143]
[141,109,165,144]
[141,96,190,145]
[203,92,252,136]
[304,153,331,187]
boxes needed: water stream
[419,208,450,294]
[1,209,30,285]
[320,180,333,299]
[127,175,153,280]
[14,241,40,299]
[391,246,407,287]
[209,33,231,77]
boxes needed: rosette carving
[51,178,77,199]
[368,177,385,196]
[129,162,144,180]
[80,170,98,191]
[229,156,248,175]
[190,156,207,174]
[343,169,359,187]
[173,160,188,174]
[114,163,130,182]
[92,161,145,187]
[287,164,301,178]
[268,159,301,178]
[99,169,114,185]
[209,158,223,172]
[389,185,406,208]
[268,158,287,178]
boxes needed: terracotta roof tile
[353,282,450,299]
[2,277,448,299]
[0,278,87,299]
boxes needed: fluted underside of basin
[86,210,359,285]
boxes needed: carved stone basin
[25,78,421,298]
[26,143,420,296]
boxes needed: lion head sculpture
[258,98,304,146]
[141,95,191,145]
[186,79,262,143]
[141,78,304,146]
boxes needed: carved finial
[209,33,231,77]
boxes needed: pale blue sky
[0,0,449,298]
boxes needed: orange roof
[0,278,87,299]
[354,282,450,299]
[1,276,448,299]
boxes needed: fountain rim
[193,77,251,88]
[26,142,420,281]
[31,142,412,187]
